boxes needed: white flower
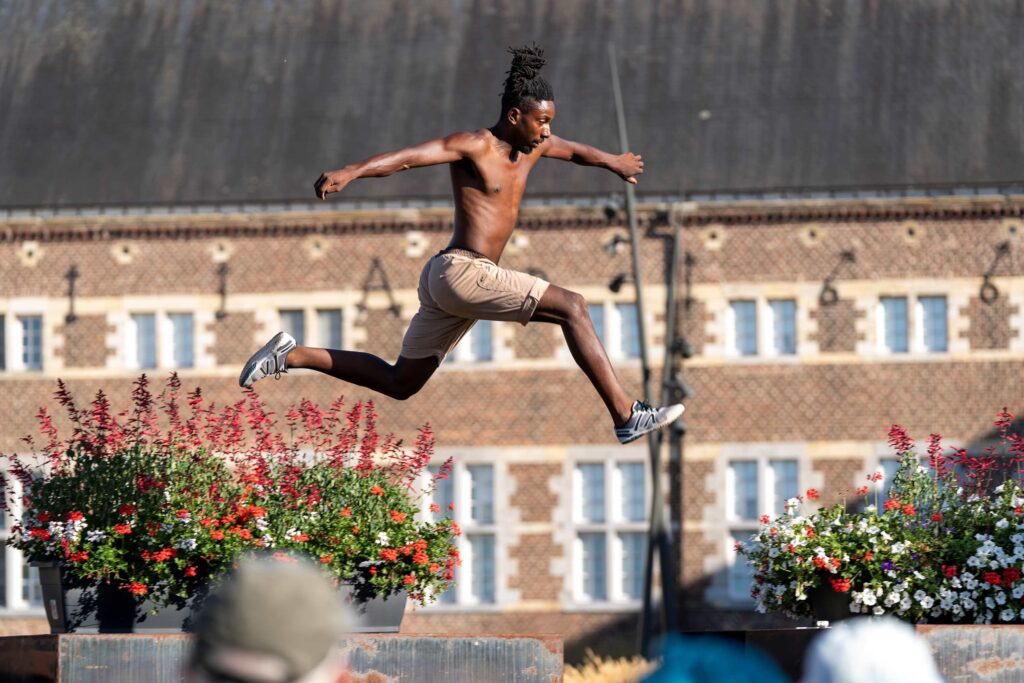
[986,597,996,609]
[920,596,935,609]
[1001,608,1016,622]
[862,591,877,607]
[784,498,801,513]
[996,592,1007,605]
[86,530,107,542]
[997,519,1010,529]
[892,542,906,554]
[914,589,927,601]
[261,534,274,547]
[872,605,885,615]
[176,537,197,551]
[995,484,1006,494]
[376,532,390,546]
[867,525,880,535]
[864,505,878,514]
[885,592,901,607]
[900,596,913,611]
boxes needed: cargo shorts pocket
[475,263,516,293]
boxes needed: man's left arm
[541,135,643,184]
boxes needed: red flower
[943,565,958,578]
[884,499,900,511]
[352,526,360,535]
[175,509,190,519]
[118,504,137,516]
[381,548,399,562]
[856,486,870,496]
[413,550,430,565]
[113,523,132,535]
[369,566,378,576]
[403,573,416,586]
[199,518,215,527]
[429,563,441,573]
[68,551,89,562]
[902,504,916,516]
[370,486,384,497]
[210,530,225,541]
[38,512,52,523]
[932,513,943,522]
[247,505,266,518]
[67,511,85,522]
[786,544,797,553]
[1004,568,1022,585]
[29,528,51,541]
[830,578,852,593]
[447,502,456,511]
[831,557,841,569]
[451,521,462,536]
[389,510,407,523]
[320,554,333,564]
[769,527,778,537]
[339,507,351,518]
[813,556,829,569]
[184,566,197,577]
[806,488,820,501]
[864,552,874,561]
[984,571,1002,586]
[805,528,815,539]
[293,533,309,543]
[123,582,148,595]
[430,503,441,514]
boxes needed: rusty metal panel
[341,634,564,683]
[0,633,563,683]
[917,625,1024,683]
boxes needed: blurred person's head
[188,553,349,683]
[800,617,944,683]
[641,633,789,683]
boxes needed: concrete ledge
[0,633,563,683]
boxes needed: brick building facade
[1,196,1021,654]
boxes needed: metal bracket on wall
[357,257,401,317]
[819,250,856,306]
[64,265,80,324]
[980,241,1011,304]
[216,263,229,319]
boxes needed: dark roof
[2,0,1023,208]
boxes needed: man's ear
[506,107,522,125]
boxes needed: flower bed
[3,374,460,609]
[739,409,1024,623]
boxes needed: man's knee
[563,290,589,322]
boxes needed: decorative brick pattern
[209,312,259,366]
[812,458,864,506]
[508,533,561,601]
[56,315,110,368]
[810,299,859,353]
[509,464,561,522]
[964,296,1017,350]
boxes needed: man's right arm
[314,132,482,199]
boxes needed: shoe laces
[635,400,654,413]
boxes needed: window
[131,313,157,369]
[317,309,343,349]
[169,313,194,368]
[427,462,498,606]
[729,300,758,356]
[0,474,44,613]
[447,321,493,363]
[881,297,909,353]
[768,300,797,355]
[919,296,948,352]
[589,303,640,360]
[573,460,648,603]
[880,295,948,354]
[725,458,800,600]
[19,316,43,370]
[279,310,306,346]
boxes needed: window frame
[569,456,650,607]
[2,313,46,373]
[123,310,198,371]
[0,473,45,615]
[421,459,503,610]
[587,301,642,361]
[876,294,949,355]
[446,320,495,364]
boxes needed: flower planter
[36,562,407,634]
[808,581,851,624]
[35,562,195,634]
[341,581,408,633]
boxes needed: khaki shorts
[400,249,550,362]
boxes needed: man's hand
[314,169,353,200]
[612,152,644,185]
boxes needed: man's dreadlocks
[501,43,554,114]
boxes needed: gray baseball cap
[190,553,349,683]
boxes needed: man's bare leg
[286,347,439,401]
[531,284,635,426]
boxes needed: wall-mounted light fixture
[216,263,229,320]
[64,265,80,324]
[819,250,856,306]
[980,241,1011,304]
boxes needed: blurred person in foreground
[800,617,944,683]
[187,554,350,683]
[641,633,789,683]
[240,43,683,446]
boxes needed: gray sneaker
[615,400,685,444]
[239,332,297,388]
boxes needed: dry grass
[563,649,658,683]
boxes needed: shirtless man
[240,45,683,444]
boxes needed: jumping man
[240,45,683,444]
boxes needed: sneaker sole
[239,332,295,388]
[618,404,685,444]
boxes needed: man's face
[512,100,555,153]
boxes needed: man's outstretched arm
[540,135,644,184]
[314,132,484,199]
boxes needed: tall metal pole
[608,43,671,656]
